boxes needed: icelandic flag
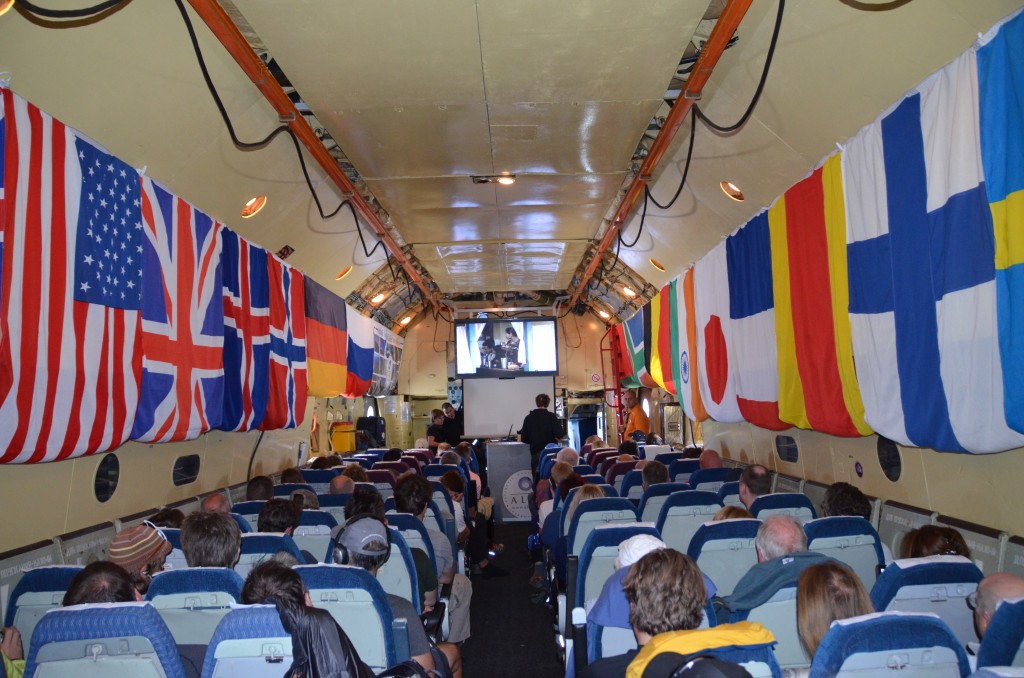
[261,255,307,430]
[978,9,1024,434]
[675,268,707,422]
[220,228,270,432]
[844,48,1024,453]
[344,305,373,398]
[726,213,787,430]
[693,240,743,423]
[132,177,224,442]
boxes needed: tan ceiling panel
[489,100,661,174]
[476,0,709,103]
[365,177,499,213]
[319,104,493,179]
[495,174,625,208]
[397,208,503,245]
[415,241,589,293]
[498,205,610,241]
[230,0,486,108]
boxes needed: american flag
[0,88,142,463]
[131,176,224,443]
[260,255,307,429]
[220,227,270,432]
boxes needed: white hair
[755,515,807,561]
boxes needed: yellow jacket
[626,621,776,678]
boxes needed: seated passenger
[737,465,771,510]
[240,560,373,678]
[714,515,835,623]
[536,461,572,518]
[972,572,1024,638]
[329,474,356,495]
[200,492,230,514]
[257,498,316,563]
[395,474,473,643]
[291,488,320,510]
[557,447,581,468]
[280,467,305,484]
[901,524,971,559]
[641,460,669,490]
[108,522,173,595]
[795,563,873,661]
[246,475,274,501]
[440,471,506,578]
[149,507,186,528]
[342,464,369,484]
[820,481,892,563]
[713,506,754,521]
[699,449,724,469]
[181,510,241,568]
[564,483,606,528]
[309,455,335,470]
[0,624,24,678]
[383,448,403,462]
[64,561,141,605]
[335,515,462,678]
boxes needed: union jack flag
[131,176,224,442]
[0,88,142,463]
[220,228,269,431]
[261,255,307,429]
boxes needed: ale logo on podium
[501,471,533,520]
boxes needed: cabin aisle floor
[460,522,564,678]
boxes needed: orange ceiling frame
[570,0,754,309]
[186,0,440,313]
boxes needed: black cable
[694,0,785,135]
[646,113,697,210]
[15,0,127,19]
[618,188,647,249]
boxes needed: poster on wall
[368,323,404,396]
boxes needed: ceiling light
[649,258,666,272]
[0,0,13,16]
[471,174,517,185]
[335,265,353,281]
[720,181,745,202]
[496,175,516,185]
[400,316,413,325]
[241,195,267,218]
[598,310,611,320]
[370,293,387,304]
[622,286,637,298]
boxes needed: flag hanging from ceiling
[368,322,404,397]
[675,268,707,422]
[344,305,373,398]
[610,323,638,388]
[768,155,871,437]
[304,277,347,397]
[219,227,270,432]
[693,241,742,423]
[0,89,142,462]
[844,48,1024,453]
[648,280,680,396]
[725,213,787,430]
[978,9,1024,435]
[622,307,657,389]
[261,255,307,429]
[131,176,224,443]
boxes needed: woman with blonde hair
[713,505,754,521]
[564,483,605,527]
[796,562,873,659]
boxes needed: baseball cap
[338,517,389,556]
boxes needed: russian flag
[344,305,373,398]
[844,47,1024,453]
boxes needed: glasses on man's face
[966,591,978,610]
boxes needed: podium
[485,442,533,523]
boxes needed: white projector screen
[462,376,555,438]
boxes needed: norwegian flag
[220,228,269,431]
[260,255,307,429]
[131,176,224,442]
[0,89,142,463]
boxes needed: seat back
[298,469,339,495]
[373,461,409,476]
[385,513,437,573]
[423,464,449,480]
[365,471,397,500]
[976,596,1024,669]
[228,501,266,531]
[272,482,316,498]
[668,459,700,484]
[804,517,884,590]
[400,456,423,473]
[375,528,421,614]
[293,510,339,563]
[638,483,691,523]
[295,564,400,671]
[575,524,660,606]
[26,602,186,678]
[733,586,809,669]
[5,566,83,653]
[686,519,761,597]
[200,605,292,678]
[750,493,817,523]
[809,611,970,677]
[315,493,351,525]
[718,481,743,508]
[619,470,645,501]
[654,491,724,555]
[227,513,253,534]
[146,568,244,646]
[235,533,306,578]
[158,529,189,571]
[606,461,639,491]
[566,498,638,556]
[869,555,984,648]
[688,467,738,493]
[430,481,456,518]
[629,625,781,678]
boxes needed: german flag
[304,278,348,397]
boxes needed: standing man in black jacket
[519,393,563,477]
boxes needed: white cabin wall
[705,420,1024,537]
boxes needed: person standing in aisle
[520,393,563,476]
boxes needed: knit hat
[108,523,172,575]
[614,534,666,570]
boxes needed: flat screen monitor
[454,318,558,379]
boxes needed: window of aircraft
[877,436,902,482]
[775,434,799,463]
[94,454,120,503]
[172,455,201,486]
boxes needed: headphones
[333,512,392,566]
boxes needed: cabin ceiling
[0,0,1021,330]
